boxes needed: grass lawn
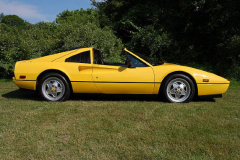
[0,80,239,159]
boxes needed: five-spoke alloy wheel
[161,74,195,103]
[38,73,70,101]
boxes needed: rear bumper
[13,77,36,90]
[197,83,230,96]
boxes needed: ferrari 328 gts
[13,47,230,102]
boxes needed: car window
[131,52,164,66]
[65,51,90,63]
[93,49,103,64]
[126,52,148,67]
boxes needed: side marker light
[20,75,26,79]
[203,79,209,82]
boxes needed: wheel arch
[159,71,198,97]
[36,69,73,93]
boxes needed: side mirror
[126,59,135,68]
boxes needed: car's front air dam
[197,83,230,96]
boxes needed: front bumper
[197,83,230,96]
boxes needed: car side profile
[13,47,230,102]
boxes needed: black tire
[160,74,195,103]
[38,72,70,101]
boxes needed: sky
[0,0,102,23]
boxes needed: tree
[55,8,123,62]
[92,0,240,79]
[56,8,99,25]
[0,12,4,22]
[1,15,26,29]
[0,9,124,78]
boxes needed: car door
[57,49,100,93]
[92,50,155,94]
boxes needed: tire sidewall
[161,74,195,103]
[38,73,70,101]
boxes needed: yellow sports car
[13,47,230,102]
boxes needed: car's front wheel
[38,73,70,101]
[161,74,195,103]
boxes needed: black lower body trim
[14,80,36,82]
[71,81,160,84]
[197,83,229,84]
[198,94,222,99]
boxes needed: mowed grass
[0,81,239,160]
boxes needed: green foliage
[0,9,123,78]
[58,22,123,62]
[55,8,123,61]
[0,22,55,77]
[1,1,240,80]
[94,0,240,79]
[0,12,4,22]
[56,8,99,25]
[127,26,171,61]
[1,15,27,29]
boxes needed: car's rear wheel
[38,73,70,101]
[161,74,195,103]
